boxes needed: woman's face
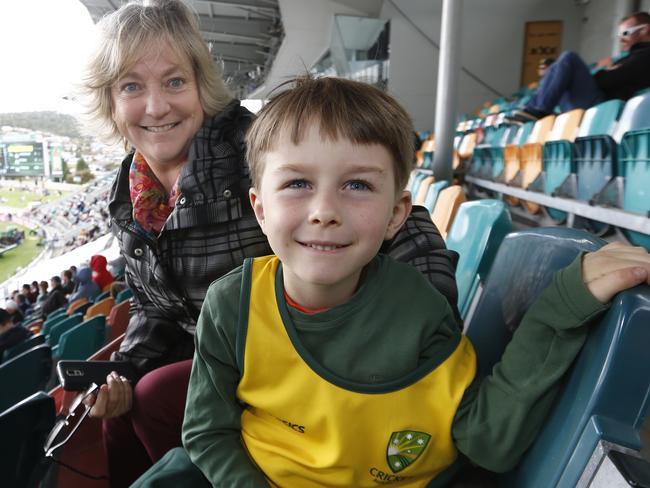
[111,43,204,170]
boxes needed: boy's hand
[582,242,650,303]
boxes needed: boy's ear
[384,190,412,241]
[249,187,267,235]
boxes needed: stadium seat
[115,287,133,304]
[93,290,111,303]
[414,176,435,205]
[67,298,88,315]
[453,131,477,170]
[431,185,466,239]
[41,312,70,337]
[537,109,584,218]
[407,170,427,196]
[26,319,43,335]
[0,344,52,413]
[0,392,55,488]
[463,228,650,487]
[102,282,114,293]
[45,307,67,321]
[56,316,107,361]
[84,296,115,321]
[106,300,131,343]
[46,313,83,348]
[419,139,435,169]
[445,200,512,320]
[422,180,449,213]
[500,122,535,205]
[2,333,45,363]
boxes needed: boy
[137,77,650,487]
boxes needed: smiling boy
[175,77,650,487]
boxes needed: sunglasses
[618,24,646,38]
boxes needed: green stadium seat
[41,312,69,337]
[115,287,133,304]
[0,344,52,413]
[46,313,83,348]
[0,392,55,488]
[422,180,449,213]
[94,290,111,303]
[465,227,650,487]
[2,333,44,363]
[56,316,107,361]
[445,200,511,320]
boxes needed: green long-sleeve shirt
[182,254,607,487]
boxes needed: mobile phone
[57,360,136,391]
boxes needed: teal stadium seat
[46,313,83,348]
[469,125,510,178]
[2,333,44,363]
[488,125,520,179]
[464,228,650,487]
[422,180,449,213]
[0,344,52,413]
[493,122,534,181]
[115,287,133,304]
[408,171,429,198]
[445,200,511,320]
[56,316,107,360]
[41,311,69,337]
[0,392,55,488]
[93,290,111,303]
[616,92,650,250]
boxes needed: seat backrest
[445,200,512,319]
[414,176,435,205]
[66,297,88,315]
[612,91,650,143]
[577,99,624,138]
[0,344,53,413]
[94,290,111,303]
[57,316,107,361]
[431,185,466,239]
[47,313,83,347]
[515,122,535,146]
[458,132,477,159]
[84,296,116,321]
[547,109,584,142]
[115,287,133,304]
[422,180,449,214]
[2,334,45,363]
[527,115,556,144]
[0,392,55,488]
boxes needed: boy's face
[250,123,411,309]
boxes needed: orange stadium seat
[66,297,88,315]
[84,296,116,321]
[431,185,466,239]
[414,175,435,205]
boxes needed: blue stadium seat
[0,392,55,488]
[445,200,511,320]
[422,180,449,213]
[41,312,69,337]
[46,313,83,348]
[56,316,107,360]
[464,228,650,487]
[0,344,52,413]
[2,333,44,363]
[619,128,650,250]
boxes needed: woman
[80,1,459,486]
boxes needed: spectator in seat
[77,1,460,487]
[36,281,49,305]
[15,294,31,316]
[0,308,31,359]
[4,300,23,324]
[91,254,115,291]
[22,283,37,304]
[68,266,100,303]
[41,276,68,319]
[61,269,75,296]
[509,11,650,122]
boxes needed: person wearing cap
[0,308,31,358]
[509,11,650,122]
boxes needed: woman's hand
[84,371,133,418]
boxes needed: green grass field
[0,222,42,282]
[0,189,69,209]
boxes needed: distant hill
[0,112,82,138]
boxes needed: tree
[61,158,70,180]
[76,158,89,172]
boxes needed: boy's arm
[182,276,269,487]
[452,243,650,472]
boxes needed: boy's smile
[250,123,411,309]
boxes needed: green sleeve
[182,269,270,487]
[452,254,609,472]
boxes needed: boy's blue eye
[121,82,139,93]
[346,180,371,191]
[287,179,309,189]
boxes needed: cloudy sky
[0,0,96,114]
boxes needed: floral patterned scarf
[129,151,180,239]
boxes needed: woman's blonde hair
[80,0,232,145]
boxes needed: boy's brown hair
[246,76,414,191]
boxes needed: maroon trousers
[102,359,193,488]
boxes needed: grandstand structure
[2,1,650,487]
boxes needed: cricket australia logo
[386,431,431,473]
